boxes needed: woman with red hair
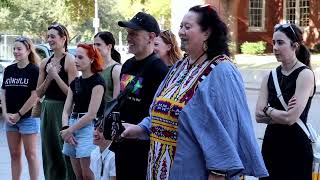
[60,43,106,180]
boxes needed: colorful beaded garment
[147,55,228,180]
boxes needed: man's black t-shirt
[1,63,39,118]
[119,52,168,125]
[70,73,106,117]
[113,52,168,180]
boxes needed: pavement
[235,54,320,94]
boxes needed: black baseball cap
[118,12,160,36]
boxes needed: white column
[171,0,203,44]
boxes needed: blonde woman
[1,36,40,180]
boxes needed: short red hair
[77,43,104,73]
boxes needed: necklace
[282,60,298,75]
[187,51,206,69]
[280,60,298,86]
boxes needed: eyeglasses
[274,23,298,41]
[48,23,66,36]
[15,36,30,49]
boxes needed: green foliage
[240,41,267,55]
[313,43,320,53]
[117,0,171,30]
[64,0,94,25]
[0,0,171,45]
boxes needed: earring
[202,41,208,51]
[90,60,93,63]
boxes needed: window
[248,0,265,31]
[284,0,310,27]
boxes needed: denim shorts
[6,117,40,134]
[62,118,96,158]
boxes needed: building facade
[205,0,320,52]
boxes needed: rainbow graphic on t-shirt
[120,74,143,95]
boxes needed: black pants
[111,139,150,180]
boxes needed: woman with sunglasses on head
[256,23,315,180]
[122,5,268,180]
[154,30,183,67]
[1,36,40,180]
[60,43,106,180]
[94,31,122,101]
[36,22,78,180]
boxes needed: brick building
[205,0,320,52]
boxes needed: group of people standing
[1,3,316,180]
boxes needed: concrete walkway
[235,54,320,93]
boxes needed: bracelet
[17,111,22,117]
[210,170,226,177]
[263,105,270,117]
[61,126,69,131]
[268,107,275,116]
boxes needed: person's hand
[60,128,73,141]
[8,113,21,124]
[3,113,15,125]
[288,96,297,111]
[46,62,61,80]
[121,123,144,139]
[65,135,77,146]
[255,111,267,118]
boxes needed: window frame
[283,0,310,27]
[248,0,266,32]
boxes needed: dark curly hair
[189,5,230,60]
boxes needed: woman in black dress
[256,23,315,180]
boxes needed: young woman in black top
[60,43,105,180]
[36,23,78,180]
[1,36,40,180]
[256,23,315,180]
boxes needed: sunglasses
[274,23,298,41]
[48,23,66,36]
[200,4,214,13]
[15,36,30,49]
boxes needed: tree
[117,0,171,30]
[0,0,171,45]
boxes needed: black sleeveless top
[262,65,315,179]
[267,66,315,123]
[44,55,69,101]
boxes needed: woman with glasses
[256,23,315,179]
[60,43,106,180]
[94,31,122,101]
[36,22,78,180]
[154,30,183,67]
[90,120,116,180]
[122,5,268,179]
[1,36,40,180]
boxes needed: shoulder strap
[109,63,120,87]
[271,69,311,139]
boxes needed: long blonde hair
[15,36,41,65]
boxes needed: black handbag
[101,76,139,141]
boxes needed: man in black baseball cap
[118,12,160,36]
[112,12,168,180]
